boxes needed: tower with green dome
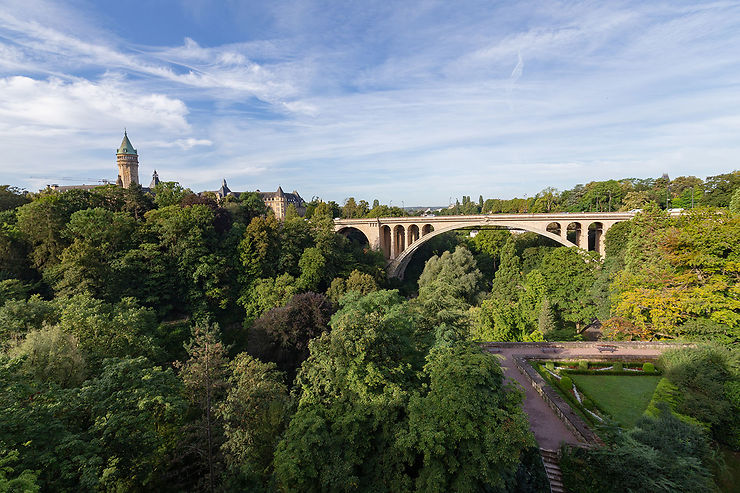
[116,130,139,188]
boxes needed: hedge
[644,378,708,430]
[558,369,660,376]
[559,376,573,394]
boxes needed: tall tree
[175,324,230,493]
[399,342,534,492]
[219,354,291,490]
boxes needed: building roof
[47,184,103,192]
[117,131,137,155]
[258,188,304,205]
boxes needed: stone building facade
[213,179,306,220]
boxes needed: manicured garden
[532,360,662,428]
[570,374,661,428]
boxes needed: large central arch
[387,221,577,279]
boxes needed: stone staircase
[540,448,565,493]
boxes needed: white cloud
[0,76,190,132]
[150,138,214,150]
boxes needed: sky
[0,0,739,205]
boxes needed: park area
[570,374,661,428]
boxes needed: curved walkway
[485,342,685,450]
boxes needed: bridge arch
[337,226,370,247]
[546,222,561,236]
[588,222,605,256]
[408,224,420,246]
[381,225,391,258]
[388,221,577,279]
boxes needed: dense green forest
[0,174,738,492]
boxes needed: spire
[117,130,137,155]
[276,186,284,197]
[149,170,160,189]
[217,178,231,198]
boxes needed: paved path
[488,345,667,450]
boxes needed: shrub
[643,362,655,373]
[546,362,555,371]
[613,362,623,371]
[560,376,573,393]
[659,345,739,448]
[582,397,595,411]
[578,360,588,370]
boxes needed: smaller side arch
[408,224,420,246]
[546,222,561,237]
[393,225,406,258]
[337,226,370,247]
[380,225,391,258]
[588,222,605,256]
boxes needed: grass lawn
[571,375,661,428]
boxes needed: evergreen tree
[537,298,558,334]
[490,238,523,302]
[175,324,230,493]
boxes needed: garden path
[487,344,667,450]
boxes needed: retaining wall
[482,341,695,350]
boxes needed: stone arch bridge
[335,212,638,279]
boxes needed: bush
[582,397,595,411]
[560,407,716,493]
[545,362,555,371]
[578,360,588,370]
[643,362,655,373]
[560,376,573,393]
[659,345,739,448]
[613,362,623,371]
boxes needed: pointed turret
[276,186,284,197]
[149,170,160,189]
[117,130,137,155]
[116,130,139,188]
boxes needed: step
[539,448,566,493]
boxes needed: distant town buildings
[44,132,306,219]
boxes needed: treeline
[333,171,740,217]
[0,183,545,492]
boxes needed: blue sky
[0,0,739,205]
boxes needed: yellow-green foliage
[611,209,740,340]
[644,378,708,430]
[559,376,573,393]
